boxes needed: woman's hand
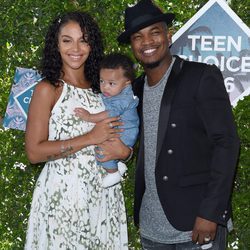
[96,138,131,162]
[87,117,123,145]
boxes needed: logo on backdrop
[3,68,41,131]
[171,0,250,106]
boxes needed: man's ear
[167,32,172,48]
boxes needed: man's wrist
[121,146,133,163]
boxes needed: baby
[75,53,139,188]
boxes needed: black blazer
[133,56,240,231]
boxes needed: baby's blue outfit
[98,85,139,169]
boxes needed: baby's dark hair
[41,11,103,93]
[100,53,135,82]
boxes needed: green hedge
[228,96,250,250]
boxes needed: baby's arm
[74,107,109,123]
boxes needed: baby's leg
[102,171,121,188]
[106,168,118,173]
[118,162,127,176]
[100,160,122,188]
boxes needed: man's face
[130,22,171,68]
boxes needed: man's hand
[192,217,217,244]
[86,117,123,145]
[96,138,130,162]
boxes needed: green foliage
[0,0,249,249]
[122,154,141,249]
[228,95,250,250]
[0,129,42,249]
[230,0,250,27]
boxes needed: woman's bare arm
[25,81,122,164]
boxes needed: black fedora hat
[117,0,175,44]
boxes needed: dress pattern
[25,82,128,250]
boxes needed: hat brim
[117,13,175,44]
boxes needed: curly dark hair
[41,11,104,93]
[100,53,135,82]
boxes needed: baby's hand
[74,107,90,121]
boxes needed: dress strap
[59,79,66,85]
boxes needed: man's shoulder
[132,74,145,96]
[134,74,145,85]
[180,56,217,71]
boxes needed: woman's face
[58,21,91,71]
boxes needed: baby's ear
[125,80,131,86]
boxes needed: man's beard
[144,60,161,69]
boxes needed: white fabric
[25,82,128,250]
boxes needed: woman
[25,11,129,249]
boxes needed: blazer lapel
[156,56,184,162]
[133,74,145,121]
[133,74,145,170]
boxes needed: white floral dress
[25,81,128,250]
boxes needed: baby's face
[100,67,130,97]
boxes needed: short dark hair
[100,53,135,82]
[41,11,103,93]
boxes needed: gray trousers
[141,225,227,250]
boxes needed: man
[117,0,240,249]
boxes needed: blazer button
[171,123,177,128]
[222,214,226,219]
[163,176,168,181]
[167,149,173,154]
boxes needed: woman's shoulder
[33,80,52,95]
[33,80,61,106]
[35,80,63,96]
[35,79,56,92]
